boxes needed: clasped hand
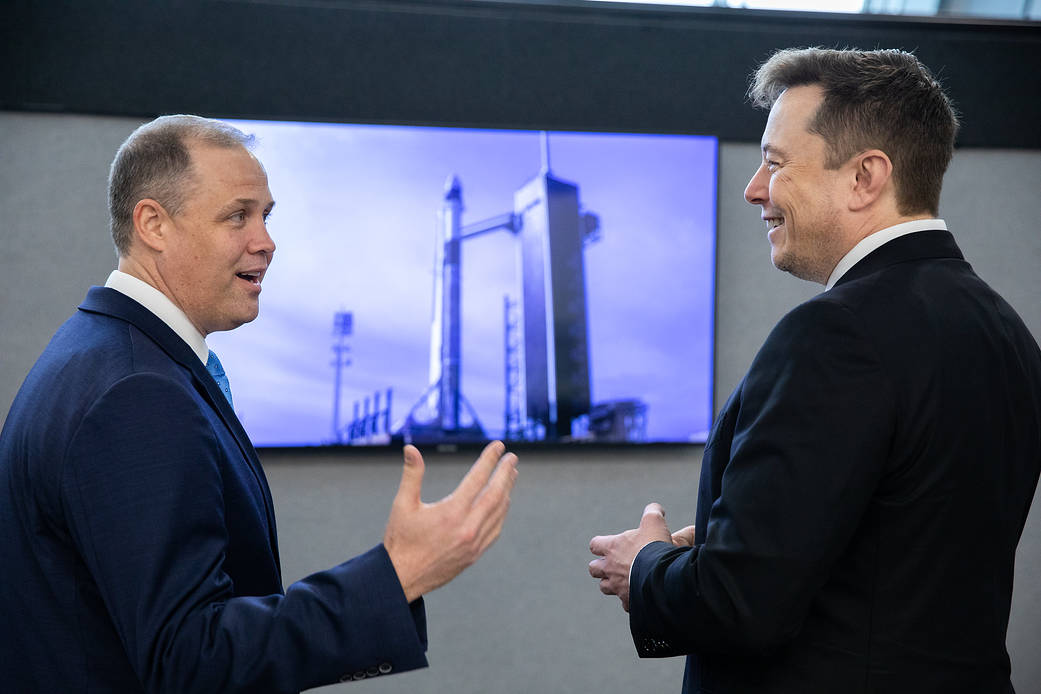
[383,440,518,603]
[588,503,695,612]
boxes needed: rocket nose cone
[444,174,462,200]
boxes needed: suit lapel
[79,286,282,574]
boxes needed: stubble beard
[772,211,841,285]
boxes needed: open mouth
[766,217,785,230]
[236,271,261,285]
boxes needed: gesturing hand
[588,503,673,612]
[384,440,518,603]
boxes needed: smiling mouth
[236,271,262,285]
[765,217,785,230]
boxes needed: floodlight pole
[331,310,352,442]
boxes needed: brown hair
[748,48,959,216]
[108,115,254,256]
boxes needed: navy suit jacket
[0,287,428,693]
[630,230,1041,693]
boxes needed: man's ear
[131,198,171,252]
[848,149,893,212]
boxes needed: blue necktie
[206,350,234,408]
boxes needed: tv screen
[208,119,717,448]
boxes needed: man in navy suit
[0,115,518,693]
[589,48,1041,692]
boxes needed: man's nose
[744,164,768,206]
[250,219,276,258]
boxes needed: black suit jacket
[0,287,428,693]
[630,230,1041,693]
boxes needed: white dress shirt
[104,270,209,364]
[826,218,948,290]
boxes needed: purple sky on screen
[208,120,717,446]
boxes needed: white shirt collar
[826,218,947,290]
[104,270,210,364]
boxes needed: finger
[482,481,514,539]
[472,451,518,503]
[467,459,518,553]
[671,524,696,547]
[489,452,519,493]
[474,517,506,557]
[588,558,605,579]
[639,502,669,537]
[599,579,615,596]
[394,444,425,506]
[470,453,517,520]
[589,534,613,556]
[643,502,665,520]
[454,440,507,504]
[471,490,513,554]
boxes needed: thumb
[395,444,425,506]
[640,502,669,536]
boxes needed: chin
[213,306,260,334]
[772,251,807,279]
[235,309,261,328]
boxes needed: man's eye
[765,160,780,171]
[230,211,246,223]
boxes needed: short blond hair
[108,115,254,255]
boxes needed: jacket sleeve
[62,371,427,694]
[629,298,894,657]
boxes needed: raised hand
[383,440,518,603]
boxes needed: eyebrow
[218,198,276,214]
[761,143,790,160]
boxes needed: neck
[845,208,932,255]
[116,254,208,337]
[117,254,160,290]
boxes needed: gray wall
[2,111,1039,692]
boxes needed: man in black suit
[589,48,1041,693]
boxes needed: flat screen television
[207,119,717,448]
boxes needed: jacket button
[366,666,380,677]
[379,662,393,674]
[352,671,367,680]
